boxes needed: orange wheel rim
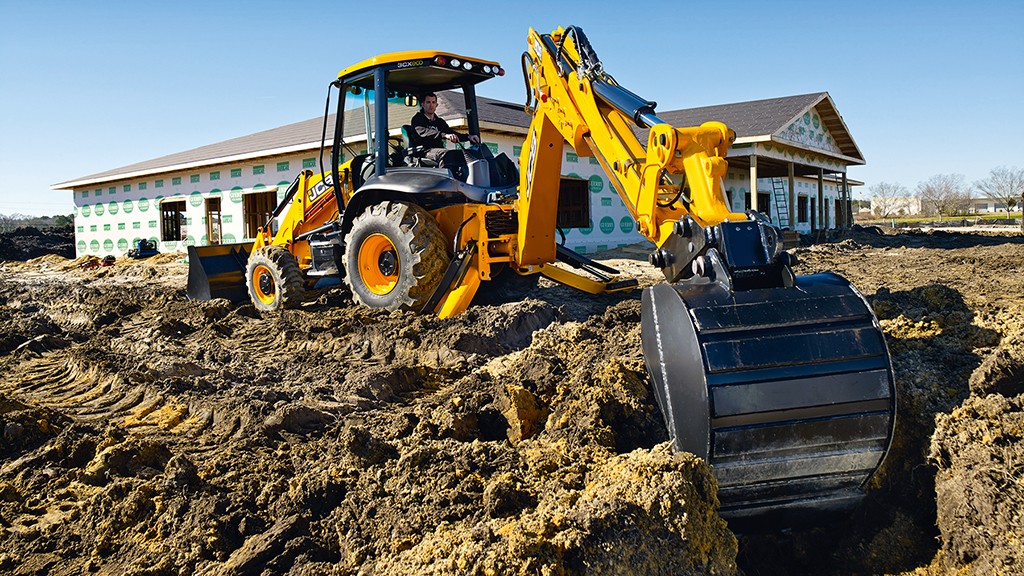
[358,233,399,295]
[252,264,276,305]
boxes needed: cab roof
[337,50,502,93]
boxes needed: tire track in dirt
[1,351,221,442]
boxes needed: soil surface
[0,227,1021,575]
[0,226,74,262]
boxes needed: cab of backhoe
[329,51,506,197]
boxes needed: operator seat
[350,154,378,188]
[401,125,438,168]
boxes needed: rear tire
[246,246,304,312]
[344,201,449,311]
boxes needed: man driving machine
[411,92,480,179]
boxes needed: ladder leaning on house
[771,177,791,229]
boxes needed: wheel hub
[378,250,397,276]
[358,233,400,295]
[259,272,274,295]
[252,264,277,305]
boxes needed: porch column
[788,162,796,228]
[749,156,759,213]
[841,172,849,228]
[817,168,824,230]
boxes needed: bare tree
[0,213,30,233]
[962,182,976,214]
[917,174,968,221]
[0,213,67,233]
[974,166,1023,213]
[869,182,909,218]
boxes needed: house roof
[653,92,864,163]
[53,91,860,190]
[657,93,825,140]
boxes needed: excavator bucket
[641,272,895,529]
[186,243,254,302]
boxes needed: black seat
[350,153,376,188]
[401,125,438,168]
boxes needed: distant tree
[961,182,975,214]
[869,182,908,218]
[0,213,30,233]
[0,212,75,231]
[974,166,1023,212]
[917,174,968,221]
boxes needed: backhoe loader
[188,26,895,526]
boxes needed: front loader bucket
[186,243,254,302]
[641,272,895,529]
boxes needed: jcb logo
[396,60,423,69]
[308,174,333,203]
[524,129,538,204]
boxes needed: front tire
[246,246,304,312]
[344,201,449,311]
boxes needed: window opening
[206,197,222,245]
[161,200,187,241]
[243,191,277,238]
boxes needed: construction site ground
[0,227,1021,575]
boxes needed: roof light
[482,65,491,74]
[462,61,472,71]
[450,58,461,68]
[435,56,447,66]
[497,67,505,76]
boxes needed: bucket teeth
[642,272,895,528]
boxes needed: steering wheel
[455,140,483,163]
[457,139,491,156]
[385,135,409,166]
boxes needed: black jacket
[411,111,468,149]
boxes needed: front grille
[485,210,518,236]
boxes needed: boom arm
[514,27,896,527]
[516,26,750,276]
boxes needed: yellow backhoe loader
[188,26,895,527]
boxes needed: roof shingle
[54,91,858,188]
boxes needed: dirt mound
[0,267,735,575]
[930,389,1024,576]
[0,226,74,261]
[0,228,1021,575]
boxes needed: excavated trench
[0,227,1021,575]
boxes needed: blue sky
[1,0,1021,215]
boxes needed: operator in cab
[411,92,480,179]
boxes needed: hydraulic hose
[521,52,537,113]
